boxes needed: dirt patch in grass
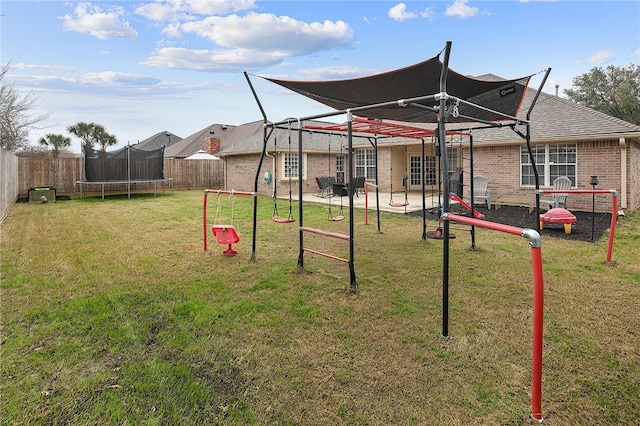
[410,205,614,242]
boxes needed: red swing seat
[272,216,295,223]
[211,225,240,256]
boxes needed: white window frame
[355,148,376,180]
[280,152,307,181]
[520,143,577,187]
[336,154,345,183]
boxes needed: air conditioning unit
[28,187,56,204]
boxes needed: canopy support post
[440,40,452,339]
[347,111,358,291]
[244,71,269,261]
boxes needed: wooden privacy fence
[17,156,225,197]
[1,148,19,221]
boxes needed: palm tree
[38,133,71,157]
[67,122,118,152]
[67,122,99,150]
[94,127,118,152]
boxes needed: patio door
[409,155,437,191]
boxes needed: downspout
[619,138,627,209]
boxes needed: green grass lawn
[1,190,639,425]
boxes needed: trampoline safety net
[84,146,165,182]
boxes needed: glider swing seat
[212,191,239,256]
[203,189,255,256]
[271,130,295,223]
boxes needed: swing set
[327,134,345,221]
[388,144,409,208]
[271,129,296,223]
[203,189,256,255]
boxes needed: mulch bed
[410,205,614,242]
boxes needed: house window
[355,148,376,180]
[336,155,345,183]
[410,156,421,186]
[283,152,305,180]
[521,144,576,187]
[425,156,437,185]
[446,147,458,171]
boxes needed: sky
[2,0,639,153]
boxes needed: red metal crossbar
[444,213,545,423]
[300,226,350,241]
[299,226,350,263]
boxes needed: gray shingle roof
[215,119,373,157]
[164,123,240,158]
[170,86,640,157]
[134,131,182,151]
[453,89,640,143]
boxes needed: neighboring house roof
[174,84,640,158]
[185,149,220,160]
[215,119,374,157]
[133,131,182,151]
[164,123,242,158]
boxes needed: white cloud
[178,13,353,54]
[12,63,75,72]
[388,3,417,22]
[60,3,138,40]
[445,0,479,18]
[632,49,640,59]
[388,3,435,22]
[419,7,436,20]
[135,0,257,22]
[142,13,354,71]
[83,71,161,86]
[586,50,615,64]
[141,47,284,71]
[9,69,211,97]
[297,66,374,81]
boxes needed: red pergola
[304,116,467,139]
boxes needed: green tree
[67,122,118,151]
[0,63,50,151]
[564,64,640,125]
[67,122,99,149]
[38,133,71,157]
[94,127,118,152]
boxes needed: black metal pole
[440,41,452,339]
[374,136,381,233]
[422,137,427,240]
[592,190,596,241]
[590,175,598,242]
[526,68,552,232]
[469,133,476,249]
[347,113,358,290]
[244,71,269,261]
[297,121,304,268]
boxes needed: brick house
[171,90,639,214]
